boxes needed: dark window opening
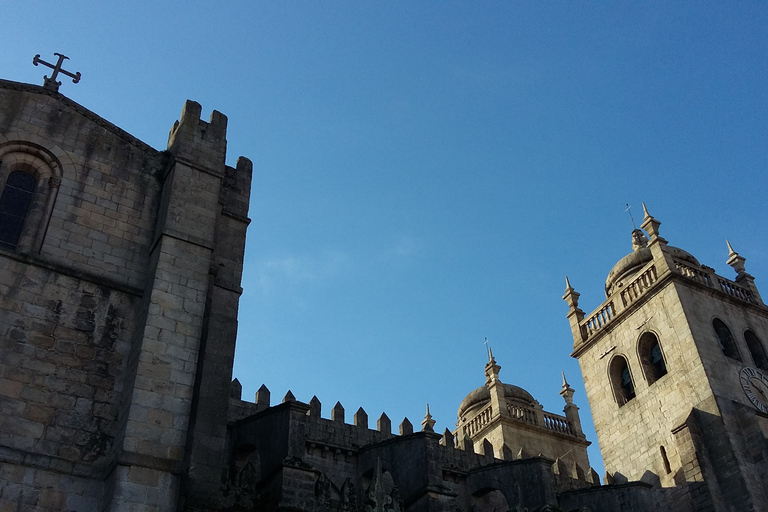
[639,332,667,384]
[0,171,36,249]
[713,319,740,360]
[610,356,636,406]
[745,330,768,371]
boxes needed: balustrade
[674,261,712,287]
[543,413,574,435]
[620,265,657,307]
[507,403,537,425]
[584,301,614,336]
[718,279,756,304]
[463,405,492,436]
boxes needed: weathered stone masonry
[0,79,251,511]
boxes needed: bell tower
[564,205,768,512]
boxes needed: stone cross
[33,53,81,91]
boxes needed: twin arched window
[0,171,37,249]
[713,319,741,361]
[611,333,668,407]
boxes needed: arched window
[744,330,768,370]
[0,171,37,249]
[713,319,740,360]
[638,332,667,384]
[609,355,636,406]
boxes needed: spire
[421,404,436,432]
[559,372,575,405]
[640,202,664,242]
[726,239,747,276]
[484,349,501,385]
[563,277,581,311]
[563,277,586,346]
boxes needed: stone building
[0,77,252,510]
[1,76,767,511]
[563,207,768,511]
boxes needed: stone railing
[543,413,574,435]
[584,301,614,337]
[463,405,493,436]
[673,258,757,306]
[718,279,756,305]
[619,265,657,308]
[674,260,713,287]
[507,403,538,425]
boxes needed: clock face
[739,367,768,414]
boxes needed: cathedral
[1,75,767,511]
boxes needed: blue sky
[4,2,768,476]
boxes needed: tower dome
[457,383,536,421]
[604,228,699,297]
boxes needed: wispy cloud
[251,249,352,295]
[379,236,421,262]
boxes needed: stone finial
[309,395,322,417]
[230,378,242,400]
[354,407,368,428]
[603,471,614,485]
[282,390,296,403]
[631,228,649,251]
[255,384,270,408]
[399,417,413,435]
[441,429,455,448]
[640,202,663,241]
[481,439,494,457]
[516,447,530,460]
[563,277,583,315]
[377,413,391,434]
[421,404,436,432]
[332,401,345,423]
[484,351,501,385]
[559,372,575,405]
[563,277,586,345]
[501,443,513,461]
[726,240,747,275]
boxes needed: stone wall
[0,80,251,511]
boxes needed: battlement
[167,100,228,173]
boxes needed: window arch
[744,330,768,371]
[638,332,667,384]
[609,355,636,406]
[713,319,740,360]
[0,140,64,254]
[0,171,36,249]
